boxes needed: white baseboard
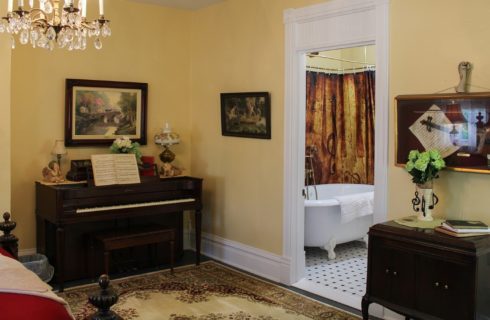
[200,232,290,283]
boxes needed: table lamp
[51,140,67,170]
[154,122,180,172]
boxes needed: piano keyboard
[76,198,196,214]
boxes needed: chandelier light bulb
[0,0,111,51]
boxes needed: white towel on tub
[335,191,374,224]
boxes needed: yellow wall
[389,0,490,223]
[7,0,490,256]
[0,0,11,214]
[10,0,191,249]
[189,0,325,255]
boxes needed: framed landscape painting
[396,92,490,174]
[65,79,148,146]
[220,92,271,139]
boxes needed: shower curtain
[305,70,375,185]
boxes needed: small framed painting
[220,92,271,139]
[396,92,490,173]
[65,79,148,146]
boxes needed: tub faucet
[305,145,318,200]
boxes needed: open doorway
[283,0,389,312]
[296,45,376,309]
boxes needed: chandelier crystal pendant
[0,0,111,50]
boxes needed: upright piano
[36,176,202,291]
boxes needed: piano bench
[90,226,175,276]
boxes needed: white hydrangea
[115,136,132,149]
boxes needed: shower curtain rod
[306,65,375,72]
[306,53,375,66]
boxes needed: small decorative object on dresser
[363,221,490,320]
[405,149,445,221]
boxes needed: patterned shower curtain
[305,70,375,185]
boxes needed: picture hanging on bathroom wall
[395,92,490,174]
[220,92,271,139]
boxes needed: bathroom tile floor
[305,241,367,298]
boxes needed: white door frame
[283,0,390,285]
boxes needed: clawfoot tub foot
[323,237,336,260]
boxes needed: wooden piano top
[35,176,203,224]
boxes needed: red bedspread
[0,248,74,320]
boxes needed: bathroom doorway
[283,0,389,312]
[299,45,375,309]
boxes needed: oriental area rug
[58,261,359,320]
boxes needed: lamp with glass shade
[154,122,181,176]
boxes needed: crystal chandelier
[0,0,111,50]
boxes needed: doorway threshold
[292,278,361,310]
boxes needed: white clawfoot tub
[304,184,374,259]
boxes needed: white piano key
[76,198,196,214]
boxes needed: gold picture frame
[395,92,490,174]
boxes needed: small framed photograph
[220,92,271,139]
[65,79,148,146]
[396,92,490,173]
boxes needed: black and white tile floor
[305,241,367,298]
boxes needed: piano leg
[196,210,201,265]
[56,226,65,292]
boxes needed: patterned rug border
[61,260,359,319]
[202,261,359,318]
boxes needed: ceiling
[131,0,225,10]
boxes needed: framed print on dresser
[65,79,148,146]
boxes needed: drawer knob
[385,269,390,274]
[393,271,397,276]
[444,284,449,290]
[434,282,439,287]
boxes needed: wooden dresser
[362,221,490,320]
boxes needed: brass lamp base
[159,146,175,163]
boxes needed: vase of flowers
[110,137,142,164]
[405,149,445,221]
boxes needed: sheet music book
[91,154,141,186]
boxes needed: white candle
[81,0,86,17]
[7,0,13,12]
[29,0,33,8]
[18,0,23,8]
[99,0,104,16]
